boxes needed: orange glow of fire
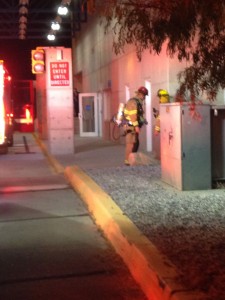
[25,108,33,124]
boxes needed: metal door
[181,104,211,190]
[79,93,98,137]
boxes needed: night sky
[0,38,72,81]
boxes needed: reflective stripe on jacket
[124,97,143,127]
[154,115,160,132]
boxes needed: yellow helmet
[157,89,169,103]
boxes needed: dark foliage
[93,0,225,101]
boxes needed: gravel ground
[83,164,225,300]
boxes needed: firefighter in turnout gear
[123,86,148,165]
[154,89,170,135]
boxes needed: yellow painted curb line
[65,166,205,300]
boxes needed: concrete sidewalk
[1,131,149,300]
[34,133,205,300]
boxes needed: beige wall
[72,15,224,155]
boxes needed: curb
[33,133,204,300]
[65,166,205,300]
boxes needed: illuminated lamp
[47,33,56,41]
[57,5,69,16]
[51,22,60,31]
[31,49,45,74]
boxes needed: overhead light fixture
[18,0,29,39]
[47,33,56,41]
[46,0,71,41]
[51,22,60,31]
[19,33,26,40]
[57,5,69,16]
[19,15,27,23]
[19,6,28,15]
[19,29,26,35]
[19,23,27,30]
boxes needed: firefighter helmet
[157,89,169,97]
[157,89,169,103]
[137,86,148,96]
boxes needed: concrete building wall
[72,15,224,156]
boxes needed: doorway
[78,93,99,137]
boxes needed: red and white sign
[50,62,70,86]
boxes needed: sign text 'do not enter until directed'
[50,62,69,87]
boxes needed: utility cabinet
[160,103,211,190]
[211,106,225,180]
